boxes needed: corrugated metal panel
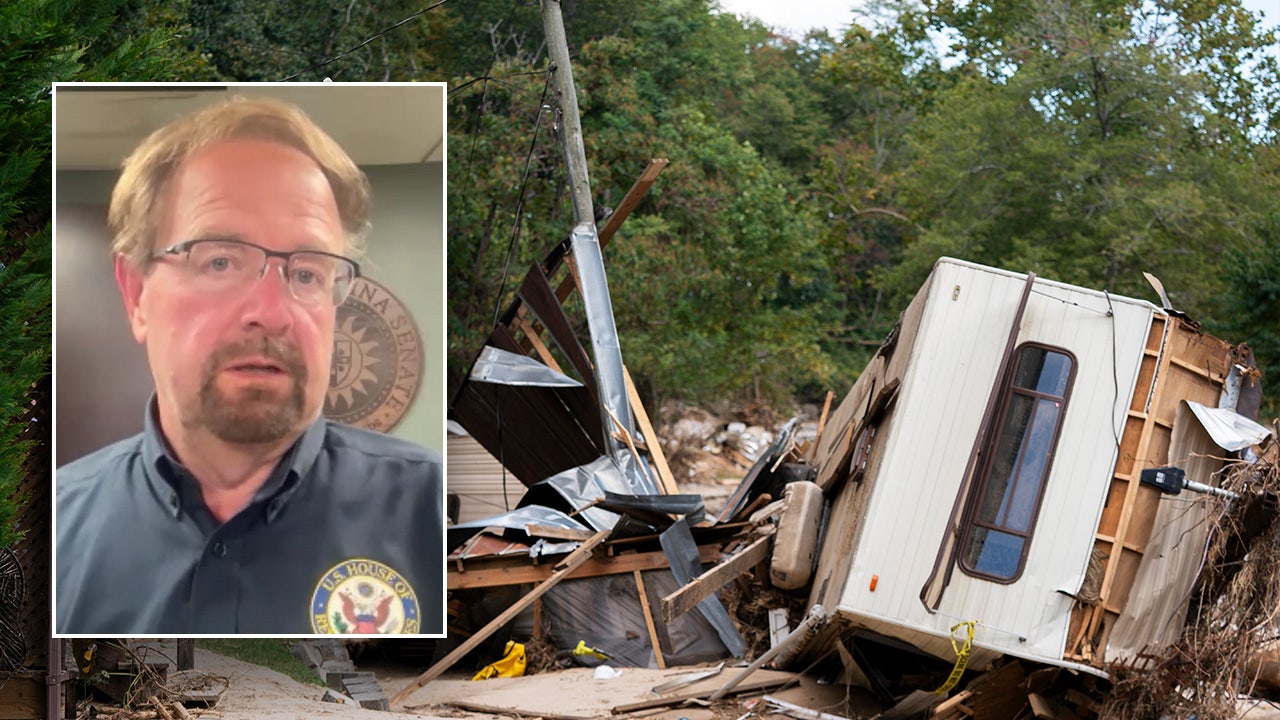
[835,258,1155,664]
[446,433,527,525]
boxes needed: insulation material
[538,570,729,668]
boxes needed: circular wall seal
[310,558,421,634]
[325,277,424,432]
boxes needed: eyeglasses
[152,239,361,306]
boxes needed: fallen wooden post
[633,569,668,669]
[610,676,792,714]
[661,534,772,623]
[389,528,611,706]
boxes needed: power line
[278,1,448,81]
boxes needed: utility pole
[539,0,652,492]
[540,0,593,223]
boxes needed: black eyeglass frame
[151,238,362,306]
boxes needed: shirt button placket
[193,534,241,631]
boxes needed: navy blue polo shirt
[55,401,444,635]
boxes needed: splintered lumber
[929,690,973,718]
[625,365,678,495]
[389,529,610,706]
[633,570,668,670]
[610,676,792,714]
[443,700,596,720]
[1028,693,1057,719]
[661,535,772,622]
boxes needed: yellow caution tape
[933,621,976,695]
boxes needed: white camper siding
[837,259,1157,664]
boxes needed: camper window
[959,343,1076,582]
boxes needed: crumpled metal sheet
[1184,400,1272,452]
[569,222,660,496]
[468,345,585,387]
[518,455,634,532]
[446,505,591,552]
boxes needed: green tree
[879,0,1279,316]
[1211,211,1280,422]
[0,0,208,548]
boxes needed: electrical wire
[278,2,448,81]
[490,68,553,329]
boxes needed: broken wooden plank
[1028,693,1057,719]
[809,390,835,463]
[661,534,772,623]
[389,529,611,706]
[610,676,791,713]
[442,700,597,720]
[625,365,678,495]
[524,524,594,541]
[449,544,723,590]
[930,690,973,718]
[553,159,669,303]
[633,570,667,670]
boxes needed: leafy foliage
[0,0,209,548]
[16,0,1279,440]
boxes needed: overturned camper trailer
[793,257,1269,676]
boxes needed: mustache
[208,336,308,378]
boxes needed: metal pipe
[709,604,829,701]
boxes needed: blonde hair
[108,95,371,266]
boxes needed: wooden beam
[625,364,678,495]
[524,524,594,541]
[437,700,596,720]
[516,315,563,373]
[661,535,772,623]
[610,676,791,714]
[449,544,722,591]
[598,160,668,247]
[809,390,834,462]
[633,570,667,670]
[390,529,610,706]
[554,159,669,303]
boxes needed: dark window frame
[957,342,1077,584]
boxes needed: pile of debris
[71,640,225,720]
[440,152,1279,719]
[1103,428,1280,719]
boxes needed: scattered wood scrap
[390,528,612,706]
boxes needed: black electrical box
[1140,466,1186,495]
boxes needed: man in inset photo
[54,84,446,635]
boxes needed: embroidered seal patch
[325,277,424,433]
[310,558,420,634]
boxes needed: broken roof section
[449,160,674,496]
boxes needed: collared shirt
[55,400,444,635]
